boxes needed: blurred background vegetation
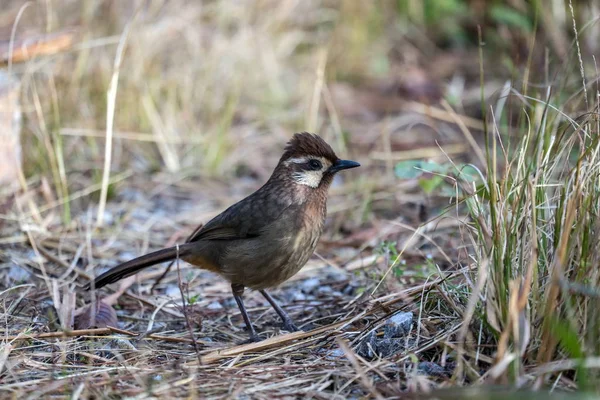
[3,0,600,397]
[4,0,597,182]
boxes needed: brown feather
[278,132,338,164]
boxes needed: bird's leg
[259,290,300,332]
[231,283,259,341]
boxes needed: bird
[85,132,360,341]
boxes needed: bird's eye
[308,159,322,170]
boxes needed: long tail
[85,244,194,290]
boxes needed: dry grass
[2,0,600,398]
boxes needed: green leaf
[188,294,200,305]
[551,315,588,388]
[393,266,404,278]
[490,5,532,32]
[395,160,446,179]
[419,175,444,194]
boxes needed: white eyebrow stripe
[284,156,332,167]
[286,157,309,164]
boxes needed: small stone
[101,211,114,225]
[341,284,356,295]
[325,348,344,361]
[118,251,139,261]
[383,312,413,338]
[356,331,377,359]
[375,338,404,358]
[165,285,180,298]
[417,361,448,377]
[316,285,333,295]
[6,262,30,282]
[300,277,321,293]
[206,301,222,310]
[292,292,307,301]
[326,271,348,282]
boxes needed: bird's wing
[186,188,294,243]
[186,222,256,241]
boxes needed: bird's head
[275,132,360,190]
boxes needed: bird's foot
[240,334,263,344]
[281,319,301,333]
[238,324,263,344]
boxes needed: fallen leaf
[74,300,118,329]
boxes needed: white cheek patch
[292,170,323,188]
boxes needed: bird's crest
[280,132,338,163]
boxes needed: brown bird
[85,133,360,340]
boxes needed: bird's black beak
[329,159,360,173]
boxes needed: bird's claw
[241,334,263,344]
[282,319,300,332]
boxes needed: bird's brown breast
[205,194,327,290]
